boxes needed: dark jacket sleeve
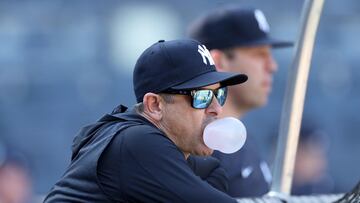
[187,155,229,193]
[98,125,237,203]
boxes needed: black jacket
[44,106,235,203]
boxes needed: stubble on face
[177,103,216,156]
[191,116,215,156]
[159,96,208,157]
[160,87,222,157]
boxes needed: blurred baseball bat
[268,0,325,198]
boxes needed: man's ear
[210,49,228,72]
[142,93,164,121]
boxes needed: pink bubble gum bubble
[203,117,247,154]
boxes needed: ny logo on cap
[254,9,270,33]
[198,45,215,65]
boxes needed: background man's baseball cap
[133,39,248,102]
[188,7,293,50]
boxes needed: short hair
[134,93,174,113]
[222,47,236,60]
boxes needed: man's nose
[205,96,223,116]
[267,54,278,73]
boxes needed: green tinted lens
[215,87,227,106]
[192,90,214,109]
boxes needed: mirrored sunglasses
[162,87,228,109]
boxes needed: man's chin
[194,147,213,156]
[253,96,268,108]
[205,149,214,156]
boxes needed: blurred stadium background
[0,0,359,199]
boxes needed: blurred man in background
[188,6,292,197]
[292,123,335,195]
[0,149,32,203]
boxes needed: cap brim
[211,37,293,49]
[243,37,293,48]
[171,71,248,90]
[266,38,293,48]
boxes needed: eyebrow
[197,86,222,90]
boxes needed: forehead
[199,83,221,90]
[233,45,272,53]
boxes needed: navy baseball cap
[188,7,293,50]
[133,39,248,102]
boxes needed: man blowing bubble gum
[43,39,249,203]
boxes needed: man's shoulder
[121,123,162,138]
[106,121,180,162]
[113,122,172,150]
